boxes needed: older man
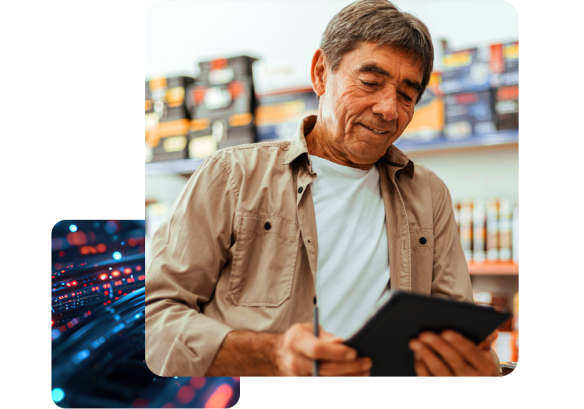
[146,0,500,377]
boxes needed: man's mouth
[359,123,390,135]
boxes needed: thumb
[479,330,498,350]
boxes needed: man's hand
[408,330,500,376]
[272,323,372,376]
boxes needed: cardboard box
[444,90,496,139]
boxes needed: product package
[472,200,486,263]
[459,200,474,262]
[401,71,444,141]
[145,76,194,162]
[489,41,519,87]
[255,87,319,142]
[499,199,513,262]
[486,198,500,262]
[494,84,519,130]
[443,90,496,140]
[186,56,258,159]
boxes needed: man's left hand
[408,330,500,376]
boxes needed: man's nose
[371,88,399,122]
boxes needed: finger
[280,351,315,376]
[318,357,372,376]
[414,354,431,376]
[409,339,453,376]
[294,333,357,361]
[418,332,474,376]
[479,330,498,350]
[441,330,493,372]
[319,328,344,343]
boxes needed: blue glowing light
[105,221,118,234]
[72,349,90,365]
[52,388,65,403]
[113,251,122,260]
[69,224,77,232]
[112,323,126,334]
[51,329,61,340]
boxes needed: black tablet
[343,291,510,376]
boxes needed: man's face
[317,42,424,165]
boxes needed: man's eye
[400,93,413,102]
[361,81,377,88]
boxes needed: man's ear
[311,49,328,99]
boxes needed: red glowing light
[176,385,195,405]
[104,291,109,296]
[204,384,233,408]
[96,243,106,252]
[118,290,122,295]
[115,297,119,300]
[72,281,77,285]
[107,300,111,304]
[112,270,120,277]
[66,283,70,287]
[162,403,176,408]
[131,398,149,408]
[67,322,74,328]
[138,275,145,281]
[51,320,54,326]
[67,231,88,246]
[136,265,142,272]
[124,268,132,274]
[100,274,107,280]
[103,302,107,305]
[61,270,65,273]
[59,251,65,257]
[189,377,206,389]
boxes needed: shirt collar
[283,115,415,178]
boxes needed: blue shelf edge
[145,130,518,175]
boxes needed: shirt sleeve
[145,155,236,376]
[431,180,474,303]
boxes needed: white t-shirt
[310,155,390,339]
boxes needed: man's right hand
[270,323,371,376]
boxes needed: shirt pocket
[409,229,434,294]
[228,214,300,307]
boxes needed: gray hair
[320,0,434,103]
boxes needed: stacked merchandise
[145,76,194,162]
[453,198,518,264]
[186,56,259,160]
[440,41,519,140]
[255,87,319,142]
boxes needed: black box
[146,76,194,122]
[443,90,496,139]
[494,84,518,130]
[186,56,259,156]
[145,119,190,163]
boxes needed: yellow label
[145,99,152,112]
[166,87,185,107]
[149,76,167,90]
[256,100,305,125]
[229,112,253,127]
[162,135,187,152]
[442,51,472,68]
[190,118,210,131]
[189,136,216,159]
[504,43,519,59]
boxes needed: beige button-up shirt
[145,115,473,376]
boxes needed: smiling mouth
[359,123,390,135]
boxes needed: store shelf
[395,129,518,154]
[146,129,518,175]
[468,262,518,276]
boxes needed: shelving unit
[468,262,518,276]
[146,129,518,176]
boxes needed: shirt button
[419,237,427,245]
[264,222,271,231]
[298,187,303,194]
